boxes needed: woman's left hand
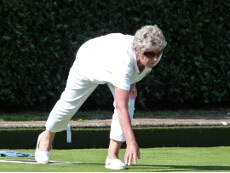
[129,83,137,100]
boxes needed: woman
[35,25,167,170]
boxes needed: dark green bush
[1,0,229,111]
[0,126,230,149]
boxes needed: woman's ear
[134,46,139,54]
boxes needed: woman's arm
[115,86,140,165]
[129,83,137,100]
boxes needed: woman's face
[136,48,163,69]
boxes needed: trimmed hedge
[0,126,230,149]
[1,0,230,111]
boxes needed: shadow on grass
[79,163,230,171]
[133,164,230,171]
[2,160,230,171]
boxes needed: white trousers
[45,64,135,142]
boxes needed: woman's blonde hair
[132,25,167,53]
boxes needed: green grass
[0,147,230,172]
[0,108,229,121]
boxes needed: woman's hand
[129,83,137,100]
[124,140,140,165]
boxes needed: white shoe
[105,157,126,170]
[35,132,51,164]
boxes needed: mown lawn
[0,147,230,172]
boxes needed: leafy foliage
[0,0,229,111]
[1,127,230,149]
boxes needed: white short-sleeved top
[74,33,161,91]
